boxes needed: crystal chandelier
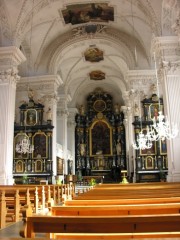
[132,89,153,150]
[16,135,34,154]
[132,127,153,150]
[150,111,179,141]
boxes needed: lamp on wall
[16,0,35,154]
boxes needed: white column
[43,95,59,176]
[152,36,180,182]
[0,46,26,185]
[68,108,78,174]
[57,95,71,175]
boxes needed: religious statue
[78,105,85,116]
[114,103,120,114]
[134,103,140,117]
[116,139,122,155]
[46,107,52,121]
[151,84,157,95]
[80,142,86,156]
[28,88,34,100]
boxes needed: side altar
[13,92,54,184]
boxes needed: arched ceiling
[1,0,174,108]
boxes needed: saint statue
[80,142,86,156]
[151,84,157,95]
[46,108,52,121]
[116,139,122,155]
[28,88,34,100]
[78,105,85,116]
[114,103,120,114]
[134,103,140,117]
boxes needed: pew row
[65,196,180,206]
[0,183,75,229]
[25,214,180,238]
[51,203,180,216]
[54,232,180,239]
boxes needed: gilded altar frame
[145,156,154,169]
[140,128,156,156]
[16,160,24,172]
[14,132,29,159]
[89,119,113,157]
[32,131,48,159]
[25,109,37,126]
[35,159,43,172]
[149,103,164,120]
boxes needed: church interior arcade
[0,0,180,185]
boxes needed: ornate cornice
[126,70,156,87]
[17,74,63,92]
[151,36,179,61]
[0,46,26,69]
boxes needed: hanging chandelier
[16,135,34,154]
[132,127,153,150]
[150,111,179,141]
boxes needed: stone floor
[0,221,47,239]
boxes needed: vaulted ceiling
[0,0,178,107]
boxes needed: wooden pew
[54,232,180,239]
[25,214,180,238]
[0,190,6,229]
[51,203,180,216]
[65,196,180,206]
[73,184,180,200]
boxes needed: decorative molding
[0,0,12,44]
[151,36,179,61]
[172,11,180,36]
[42,25,141,73]
[161,60,180,74]
[162,0,178,34]
[0,46,26,69]
[126,70,156,87]
[14,0,50,42]
[17,75,63,92]
[0,67,20,85]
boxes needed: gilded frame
[32,131,48,159]
[16,160,24,172]
[149,103,163,120]
[25,109,37,126]
[160,139,167,155]
[14,132,28,159]
[35,159,43,172]
[89,119,113,157]
[145,156,154,169]
[140,128,156,156]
